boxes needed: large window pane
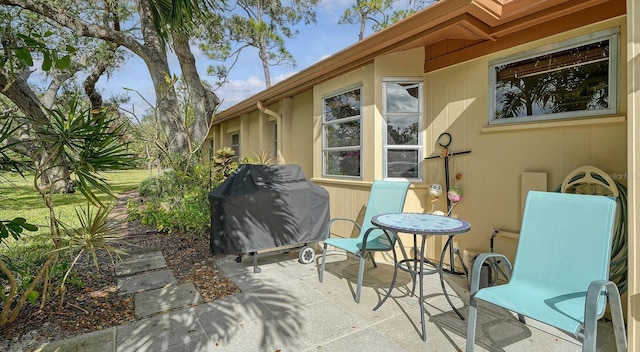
[490,29,618,124]
[386,115,418,145]
[386,150,418,178]
[383,80,422,181]
[325,120,361,148]
[325,150,361,177]
[322,87,362,178]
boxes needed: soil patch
[0,191,239,352]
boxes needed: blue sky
[99,0,407,116]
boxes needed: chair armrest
[469,253,513,295]
[359,226,395,254]
[325,218,362,239]
[585,280,611,320]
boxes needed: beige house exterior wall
[301,17,627,267]
[206,1,638,344]
[423,17,627,264]
[286,91,314,171]
[627,0,639,348]
[207,16,630,272]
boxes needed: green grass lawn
[0,169,150,260]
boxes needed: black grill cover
[209,164,330,254]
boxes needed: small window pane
[386,83,420,113]
[324,89,361,121]
[230,133,240,159]
[386,150,418,178]
[386,115,418,145]
[325,120,361,148]
[325,150,360,177]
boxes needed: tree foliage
[200,0,319,88]
[0,94,136,326]
[340,0,437,41]
[0,0,219,158]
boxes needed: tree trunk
[39,165,75,194]
[173,32,218,150]
[258,36,272,87]
[1,0,217,157]
[0,71,75,193]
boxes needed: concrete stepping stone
[116,308,207,352]
[115,250,166,276]
[33,327,116,352]
[117,269,177,295]
[134,282,202,318]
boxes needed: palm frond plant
[51,204,129,309]
[0,95,137,325]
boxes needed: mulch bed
[0,193,239,352]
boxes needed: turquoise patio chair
[466,191,627,352]
[319,180,409,303]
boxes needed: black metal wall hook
[425,134,471,208]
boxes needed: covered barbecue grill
[209,164,330,272]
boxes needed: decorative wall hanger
[424,132,471,214]
[425,132,471,275]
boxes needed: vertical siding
[625,0,639,344]
[288,91,314,174]
[208,17,628,274]
[319,182,373,238]
[424,17,627,257]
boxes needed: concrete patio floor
[211,248,618,352]
[32,247,619,352]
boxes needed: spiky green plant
[52,204,128,309]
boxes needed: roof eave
[212,0,618,124]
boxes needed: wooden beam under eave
[489,0,622,38]
[424,0,626,73]
[469,0,605,27]
[391,13,495,55]
[425,39,486,61]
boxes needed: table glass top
[371,213,471,235]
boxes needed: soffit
[213,0,622,123]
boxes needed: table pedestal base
[373,234,464,342]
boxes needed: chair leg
[465,295,479,352]
[606,283,627,352]
[583,280,627,352]
[356,255,366,303]
[368,252,378,268]
[319,243,328,282]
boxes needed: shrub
[131,148,244,236]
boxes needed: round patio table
[371,213,471,342]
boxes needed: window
[230,132,240,160]
[322,86,362,178]
[209,138,215,160]
[489,28,619,125]
[383,80,423,180]
[273,123,278,161]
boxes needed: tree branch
[0,0,150,60]
[0,70,48,124]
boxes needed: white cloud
[217,75,266,110]
[319,0,352,12]
[273,71,298,84]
